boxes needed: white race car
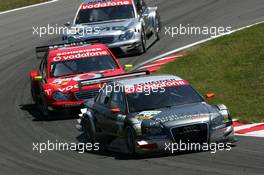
[63,0,161,55]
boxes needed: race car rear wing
[36,45,50,60]
[78,71,150,90]
[35,40,100,59]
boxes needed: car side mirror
[34,76,43,81]
[111,108,121,114]
[64,21,71,27]
[205,92,215,99]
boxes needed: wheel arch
[81,110,97,132]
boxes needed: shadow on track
[75,132,222,160]
[20,103,78,122]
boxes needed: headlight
[215,104,232,122]
[119,30,134,41]
[211,113,224,126]
[52,92,71,101]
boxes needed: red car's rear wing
[78,71,150,90]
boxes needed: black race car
[77,73,235,154]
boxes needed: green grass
[0,0,48,11]
[158,23,264,123]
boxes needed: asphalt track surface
[0,0,264,174]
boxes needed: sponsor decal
[58,85,79,92]
[81,0,132,10]
[52,78,73,85]
[52,49,108,62]
[51,73,102,92]
[135,111,161,120]
[57,48,103,56]
[44,89,52,96]
[74,73,102,81]
[150,113,210,126]
[125,79,189,94]
[52,73,102,85]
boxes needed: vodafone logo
[73,73,102,81]
[81,0,132,10]
[125,80,189,94]
[58,85,79,92]
[52,51,108,62]
[57,48,103,56]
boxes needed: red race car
[29,42,126,118]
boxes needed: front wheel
[139,30,147,54]
[37,94,52,120]
[30,82,37,103]
[155,16,161,40]
[125,126,136,155]
[83,117,96,144]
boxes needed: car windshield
[126,85,204,113]
[50,55,118,78]
[75,5,134,24]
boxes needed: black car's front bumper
[134,123,236,154]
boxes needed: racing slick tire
[139,29,147,54]
[40,98,51,120]
[30,82,37,103]
[30,82,52,120]
[83,117,96,144]
[37,94,53,120]
[155,15,161,41]
[125,126,137,155]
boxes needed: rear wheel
[30,82,37,103]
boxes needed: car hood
[72,18,138,36]
[130,102,219,128]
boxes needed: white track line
[0,0,59,15]
[134,20,264,71]
[157,54,185,61]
